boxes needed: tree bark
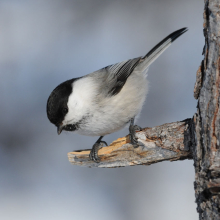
[193,1,220,219]
[68,120,193,168]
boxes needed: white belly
[75,71,148,136]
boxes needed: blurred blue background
[0,0,203,219]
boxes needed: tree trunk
[193,0,220,219]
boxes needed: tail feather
[136,28,188,71]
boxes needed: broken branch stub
[67,119,193,168]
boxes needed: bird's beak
[57,125,63,135]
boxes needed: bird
[47,27,188,162]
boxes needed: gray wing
[94,28,188,97]
[103,57,141,96]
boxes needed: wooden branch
[68,119,193,168]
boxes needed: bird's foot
[89,141,107,163]
[129,124,144,148]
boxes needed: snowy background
[0,0,203,219]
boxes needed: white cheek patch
[63,77,97,125]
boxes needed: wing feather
[104,57,141,96]
[94,28,188,97]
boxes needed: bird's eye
[62,107,68,114]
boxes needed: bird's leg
[89,136,107,163]
[129,117,142,148]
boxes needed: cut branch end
[68,120,193,168]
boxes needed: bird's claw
[129,124,143,148]
[89,141,107,163]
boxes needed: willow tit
[47,28,188,162]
